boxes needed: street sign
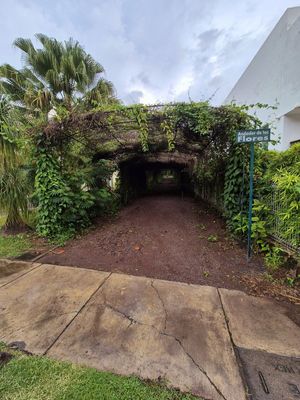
[236,128,271,261]
[236,129,270,143]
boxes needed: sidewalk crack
[161,331,227,400]
[105,302,227,400]
[217,288,248,399]
[43,272,112,355]
[151,280,167,331]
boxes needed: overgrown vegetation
[0,33,298,285]
[0,34,119,240]
[232,143,300,276]
[258,144,300,248]
[0,97,30,232]
[0,343,197,400]
[34,147,94,239]
[33,101,258,239]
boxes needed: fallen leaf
[52,248,65,255]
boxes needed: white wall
[282,111,300,149]
[224,7,300,151]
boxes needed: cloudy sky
[0,0,299,105]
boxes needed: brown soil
[0,352,13,367]
[40,195,300,324]
[12,234,52,262]
[1,224,31,235]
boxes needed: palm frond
[2,34,118,111]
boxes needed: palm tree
[0,34,117,113]
[0,96,28,232]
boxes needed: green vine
[34,138,94,241]
[223,144,249,230]
[129,105,149,152]
[160,120,175,151]
[35,149,70,238]
[34,102,260,242]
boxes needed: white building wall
[224,7,300,151]
[282,111,300,148]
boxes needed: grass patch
[0,343,198,400]
[207,234,218,243]
[0,211,36,258]
[0,235,32,258]
[0,214,6,228]
[197,223,206,231]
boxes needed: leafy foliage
[34,147,94,240]
[33,101,258,239]
[207,234,218,242]
[272,171,300,248]
[160,120,175,151]
[0,34,117,113]
[171,101,215,135]
[34,134,120,241]
[233,199,270,253]
[127,104,149,152]
[0,97,29,231]
[93,188,120,217]
[264,246,285,271]
[223,145,249,229]
[233,143,300,264]
[260,144,300,250]
[0,34,121,240]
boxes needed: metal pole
[247,142,255,261]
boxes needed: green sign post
[236,129,271,260]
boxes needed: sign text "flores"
[236,129,271,143]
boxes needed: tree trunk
[2,206,27,234]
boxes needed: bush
[91,188,120,217]
[233,144,300,261]
[264,246,285,271]
[35,151,94,240]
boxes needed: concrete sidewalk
[0,260,299,400]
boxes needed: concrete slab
[49,273,246,400]
[219,289,300,358]
[0,264,109,354]
[238,348,300,400]
[0,259,41,287]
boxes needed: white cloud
[0,0,299,105]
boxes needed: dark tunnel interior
[119,158,194,203]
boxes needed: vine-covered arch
[34,102,258,238]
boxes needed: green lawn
[0,214,6,227]
[0,235,32,258]
[0,213,35,258]
[0,343,198,400]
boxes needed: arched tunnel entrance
[37,104,266,294]
[117,153,195,203]
[41,151,262,293]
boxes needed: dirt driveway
[41,195,264,291]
